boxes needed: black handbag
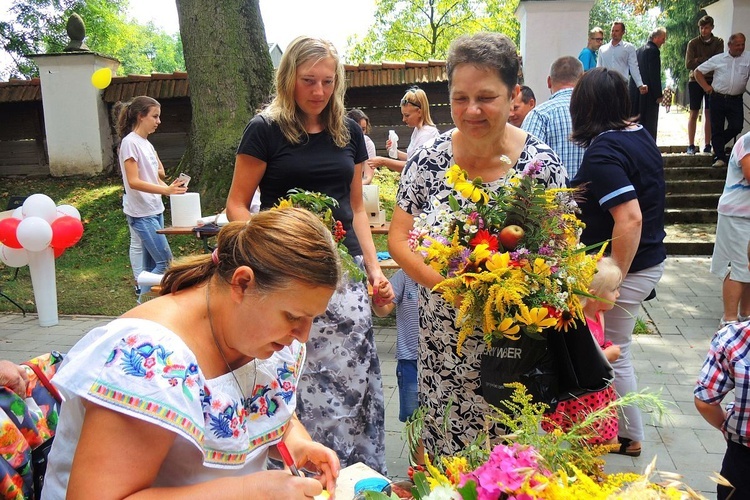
[547,320,614,402]
[480,333,559,407]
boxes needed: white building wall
[30,52,119,176]
[515,0,595,105]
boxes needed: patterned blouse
[43,318,304,495]
[395,129,567,455]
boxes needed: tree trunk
[175,0,273,211]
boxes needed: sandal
[611,437,641,457]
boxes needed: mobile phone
[177,172,191,188]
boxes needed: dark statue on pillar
[64,13,89,52]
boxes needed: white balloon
[56,204,81,220]
[16,216,52,252]
[22,194,57,223]
[12,207,23,219]
[0,244,29,267]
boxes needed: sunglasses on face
[592,37,604,41]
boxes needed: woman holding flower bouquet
[570,67,666,457]
[226,36,392,474]
[389,32,567,456]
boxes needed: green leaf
[412,471,432,498]
[449,194,460,212]
[457,480,479,500]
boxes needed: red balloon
[50,216,84,249]
[0,217,22,249]
[53,246,65,258]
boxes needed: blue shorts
[397,359,418,422]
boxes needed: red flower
[469,229,499,251]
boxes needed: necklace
[205,283,256,408]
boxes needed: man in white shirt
[598,21,648,96]
[695,33,750,168]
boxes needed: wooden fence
[0,63,452,177]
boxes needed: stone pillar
[705,0,750,137]
[515,0,595,104]
[29,52,119,176]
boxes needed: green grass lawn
[0,171,400,317]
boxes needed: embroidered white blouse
[42,318,305,496]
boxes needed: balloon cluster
[0,194,84,267]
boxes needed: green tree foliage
[347,0,520,63]
[0,0,184,79]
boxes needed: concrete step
[663,153,714,168]
[663,166,727,180]
[665,193,719,209]
[665,208,717,224]
[666,179,725,194]
[663,223,715,256]
[665,241,715,255]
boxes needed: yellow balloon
[91,68,112,90]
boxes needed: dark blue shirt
[571,126,666,273]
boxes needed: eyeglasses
[592,37,604,41]
[400,98,421,108]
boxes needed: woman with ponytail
[43,208,342,499]
[113,96,187,300]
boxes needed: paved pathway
[0,256,724,495]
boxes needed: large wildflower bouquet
[365,386,703,500]
[274,189,365,281]
[411,163,602,354]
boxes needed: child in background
[542,257,622,448]
[371,269,422,463]
[372,269,419,421]
[695,241,750,500]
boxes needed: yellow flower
[275,199,292,209]
[445,164,466,187]
[531,257,551,277]
[497,317,521,339]
[514,305,558,331]
[486,251,511,271]
[455,179,489,204]
[472,243,492,263]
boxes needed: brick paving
[0,256,725,495]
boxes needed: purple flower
[510,248,530,260]
[522,159,544,178]
[538,245,554,256]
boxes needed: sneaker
[703,145,712,153]
[719,317,738,329]
[739,314,750,323]
[712,159,727,168]
[686,145,697,155]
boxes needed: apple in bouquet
[498,224,525,250]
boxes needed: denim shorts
[397,359,418,422]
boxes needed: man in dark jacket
[629,27,667,140]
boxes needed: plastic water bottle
[387,130,399,159]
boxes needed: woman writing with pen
[42,209,341,499]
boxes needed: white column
[30,52,119,176]
[515,0,595,104]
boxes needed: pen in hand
[277,441,302,477]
